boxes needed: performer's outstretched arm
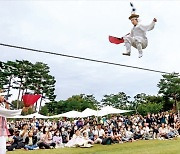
[0,96,22,117]
[140,18,157,31]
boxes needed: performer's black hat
[129,14,139,20]
[129,2,139,20]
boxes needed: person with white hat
[122,3,157,58]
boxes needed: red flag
[22,94,41,107]
[109,36,124,44]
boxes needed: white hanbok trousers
[0,136,6,154]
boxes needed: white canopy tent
[97,106,133,117]
[58,110,82,118]
[49,113,64,118]
[6,106,133,119]
[8,115,25,119]
[22,112,49,119]
[50,106,133,118]
[7,112,49,119]
[80,108,98,117]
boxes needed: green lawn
[8,138,180,154]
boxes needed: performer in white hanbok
[123,3,157,58]
[0,93,22,154]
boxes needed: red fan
[109,36,124,44]
[22,94,41,107]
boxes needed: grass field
[8,138,180,154]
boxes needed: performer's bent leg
[122,41,131,56]
[123,36,133,56]
[0,136,6,154]
[125,42,131,53]
[136,41,143,58]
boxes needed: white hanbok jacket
[124,21,156,49]
[0,106,22,117]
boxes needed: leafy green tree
[81,94,99,110]
[39,105,49,116]
[12,100,24,109]
[64,94,97,112]
[158,73,180,112]
[101,92,130,109]
[132,93,147,113]
[1,60,56,111]
[28,62,56,110]
[56,100,67,115]
[145,95,172,111]
[137,102,163,116]
[0,60,34,108]
[11,60,33,108]
[40,94,98,115]
[0,61,13,97]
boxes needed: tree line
[40,74,180,116]
[0,60,56,112]
[0,60,180,116]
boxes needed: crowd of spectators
[6,111,180,151]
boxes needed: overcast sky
[1,0,180,103]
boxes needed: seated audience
[24,130,38,150]
[53,130,63,148]
[38,126,56,149]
